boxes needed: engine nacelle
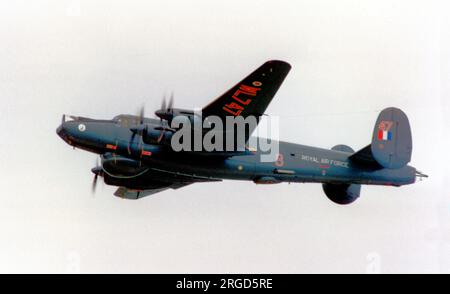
[99,154,154,190]
[101,154,148,178]
[142,128,173,145]
[155,108,199,125]
[322,183,361,205]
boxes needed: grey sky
[0,0,449,273]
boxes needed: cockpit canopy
[112,115,143,127]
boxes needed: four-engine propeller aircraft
[57,60,426,204]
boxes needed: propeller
[168,92,174,110]
[161,96,166,113]
[91,157,102,195]
[138,104,145,125]
[61,114,66,124]
[128,105,148,154]
[154,126,176,143]
[156,92,175,121]
[92,174,98,194]
[128,93,176,148]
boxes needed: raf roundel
[78,124,86,132]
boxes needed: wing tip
[264,60,292,70]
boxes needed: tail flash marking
[378,130,392,141]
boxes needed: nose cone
[56,118,114,154]
[56,122,71,144]
[56,124,65,138]
[56,121,82,145]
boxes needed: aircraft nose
[56,117,115,153]
[56,122,72,143]
[56,123,65,138]
[56,121,79,144]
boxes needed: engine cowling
[142,127,173,145]
[322,183,361,205]
[101,154,148,178]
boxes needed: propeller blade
[91,157,101,195]
[157,129,165,143]
[91,174,98,194]
[143,125,148,137]
[161,94,167,111]
[61,114,66,124]
[129,106,146,153]
[139,105,145,125]
[154,126,176,133]
[129,131,137,152]
[168,92,174,110]
[156,126,176,143]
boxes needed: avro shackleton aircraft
[57,60,426,204]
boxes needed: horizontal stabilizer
[349,144,383,169]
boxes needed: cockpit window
[113,115,139,127]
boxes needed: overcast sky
[0,0,449,273]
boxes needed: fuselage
[56,115,416,189]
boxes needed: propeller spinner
[155,92,174,121]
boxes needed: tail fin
[350,107,412,169]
